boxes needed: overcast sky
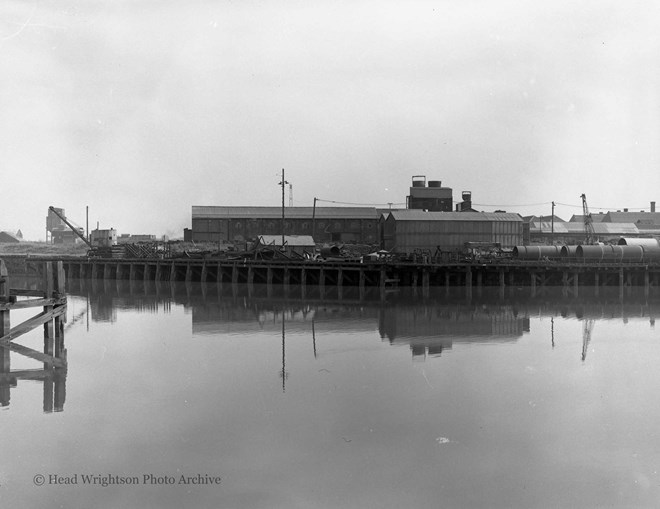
[2,1,659,240]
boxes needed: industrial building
[406,176,453,211]
[381,210,524,253]
[529,220,642,245]
[189,206,381,244]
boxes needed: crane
[48,206,92,249]
[580,193,596,245]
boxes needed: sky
[2,0,660,241]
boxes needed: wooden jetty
[0,259,67,412]
[23,256,660,299]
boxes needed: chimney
[652,201,656,213]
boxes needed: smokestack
[652,201,656,213]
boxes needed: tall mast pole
[279,169,289,250]
[312,197,317,241]
[551,201,555,245]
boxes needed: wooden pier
[24,256,660,299]
[0,260,67,412]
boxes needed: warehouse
[529,221,641,244]
[381,210,523,254]
[189,206,380,244]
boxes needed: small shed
[256,235,316,256]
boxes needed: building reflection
[65,280,659,362]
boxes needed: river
[1,280,659,508]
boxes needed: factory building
[406,176,453,211]
[190,206,380,244]
[382,210,524,253]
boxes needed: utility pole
[279,169,289,250]
[312,197,317,241]
[551,201,555,245]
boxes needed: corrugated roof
[569,214,607,223]
[603,212,660,225]
[387,210,523,222]
[192,206,379,220]
[532,222,640,234]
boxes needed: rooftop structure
[406,176,453,212]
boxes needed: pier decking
[23,256,660,298]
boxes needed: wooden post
[594,272,600,297]
[301,267,307,299]
[465,267,472,300]
[359,268,366,300]
[0,260,10,407]
[531,271,536,297]
[217,263,223,289]
[379,266,386,300]
[645,269,650,299]
[498,268,505,292]
[422,270,430,298]
[283,267,290,295]
[201,262,208,283]
[185,265,192,283]
[1,260,11,336]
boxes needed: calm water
[1,279,660,508]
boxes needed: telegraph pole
[279,169,289,250]
[551,201,555,245]
[312,197,317,241]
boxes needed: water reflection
[4,278,660,508]
[66,280,658,363]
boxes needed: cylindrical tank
[560,245,579,259]
[513,245,562,260]
[577,244,644,262]
[617,237,660,248]
[320,245,341,258]
[642,246,660,262]
[412,181,426,188]
[428,180,442,187]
